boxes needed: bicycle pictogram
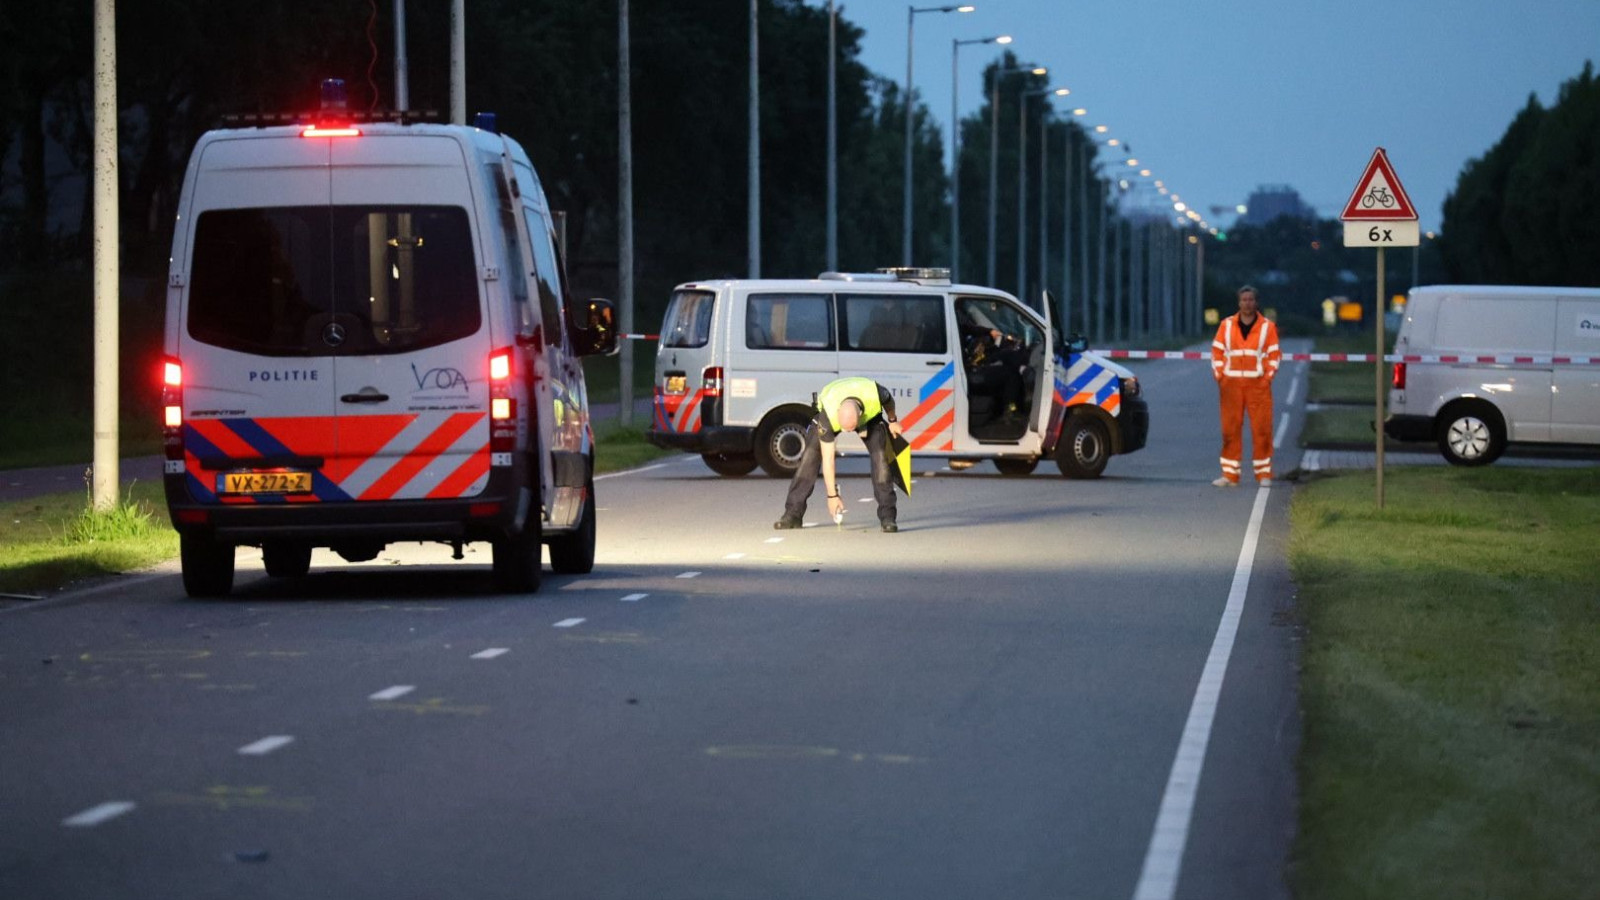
[1361,185,1395,209]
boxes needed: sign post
[1341,147,1418,509]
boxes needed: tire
[702,453,759,477]
[180,532,235,598]
[492,516,543,593]
[262,542,312,578]
[548,481,596,575]
[754,410,812,478]
[1055,415,1111,479]
[1437,403,1505,466]
[993,457,1039,477]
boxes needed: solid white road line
[764,537,784,544]
[724,552,746,560]
[1132,486,1271,900]
[237,735,295,756]
[470,648,510,660]
[369,685,415,701]
[553,618,585,628]
[62,802,136,827]
[1273,413,1290,450]
[595,463,668,482]
[676,571,701,579]
[621,593,648,602]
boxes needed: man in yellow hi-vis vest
[775,377,904,532]
[1211,285,1282,486]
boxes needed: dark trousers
[783,420,897,525]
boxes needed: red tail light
[702,366,724,396]
[489,348,516,452]
[161,357,184,461]
[1392,362,1407,390]
[300,125,361,138]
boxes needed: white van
[646,268,1148,478]
[1385,285,1600,464]
[161,83,617,597]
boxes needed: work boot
[1211,477,1238,488]
[773,515,803,530]
[880,521,898,533]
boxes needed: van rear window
[661,290,716,348]
[188,206,478,357]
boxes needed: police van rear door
[179,135,339,505]
[324,134,493,503]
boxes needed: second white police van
[646,268,1148,478]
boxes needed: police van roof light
[473,112,499,134]
[320,78,348,112]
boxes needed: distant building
[1241,185,1316,226]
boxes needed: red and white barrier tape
[1096,349,1600,365]
[620,333,1596,365]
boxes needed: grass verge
[594,421,677,475]
[1290,466,1600,899]
[0,481,177,594]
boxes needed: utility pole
[450,0,465,124]
[617,0,635,427]
[394,0,410,110]
[747,0,760,277]
[827,1,838,271]
[92,0,119,513]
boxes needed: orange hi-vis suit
[1211,313,1282,483]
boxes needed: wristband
[827,492,839,498]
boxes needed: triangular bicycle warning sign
[1341,147,1417,220]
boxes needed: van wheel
[755,411,811,478]
[1437,402,1505,466]
[549,482,596,575]
[1055,416,1110,479]
[702,453,759,477]
[262,542,312,578]
[492,517,543,593]
[994,458,1039,476]
[181,533,235,598]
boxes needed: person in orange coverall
[1211,285,1281,486]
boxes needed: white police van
[161,81,617,597]
[646,268,1148,478]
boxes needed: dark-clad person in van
[774,377,904,533]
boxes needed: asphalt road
[0,355,1310,900]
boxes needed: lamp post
[988,62,1046,286]
[1017,86,1068,303]
[950,34,1010,281]
[905,4,975,267]
[827,0,838,271]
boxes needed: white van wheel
[1055,416,1110,479]
[755,411,811,478]
[180,533,235,598]
[1437,404,1505,466]
[549,481,596,575]
[492,518,543,593]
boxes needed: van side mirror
[1061,332,1088,354]
[573,298,619,357]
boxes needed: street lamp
[987,62,1046,286]
[950,34,1010,281]
[1018,86,1068,302]
[905,4,975,266]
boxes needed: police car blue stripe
[221,418,352,502]
[1065,362,1106,395]
[920,361,954,403]
[1094,378,1120,407]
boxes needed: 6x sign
[1342,147,1419,247]
[1346,220,1421,247]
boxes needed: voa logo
[411,364,470,393]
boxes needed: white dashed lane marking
[369,685,415,701]
[237,735,295,756]
[470,648,510,660]
[62,802,136,828]
[676,571,701,579]
[553,618,586,628]
[621,593,648,602]
[764,537,784,544]
[724,553,746,560]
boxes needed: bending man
[774,376,904,533]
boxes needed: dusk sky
[822,0,1600,232]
